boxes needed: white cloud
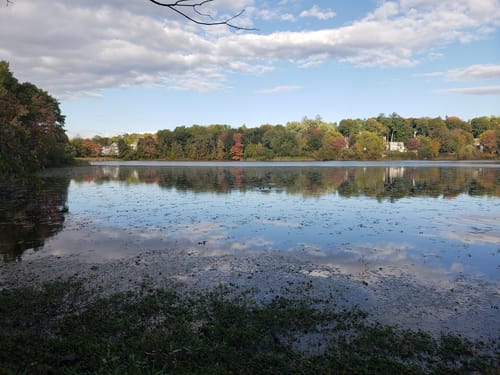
[1,0,499,98]
[299,5,336,20]
[445,64,500,80]
[417,64,500,81]
[434,86,500,95]
[256,85,302,94]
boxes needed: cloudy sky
[1,0,499,138]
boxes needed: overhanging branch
[148,0,256,30]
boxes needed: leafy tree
[136,135,159,159]
[406,138,421,153]
[427,117,451,153]
[386,113,413,143]
[338,118,363,144]
[445,116,471,133]
[262,125,298,157]
[70,137,84,157]
[479,130,497,154]
[318,131,346,160]
[243,142,273,160]
[156,129,174,158]
[364,118,388,137]
[229,133,244,161]
[82,139,101,157]
[244,126,267,146]
[117,138,131,159]
[410,117,432,137]
[300,126,324,153]
[353,131,384,160]
[0,61,72,178]
[417,136,440,159]
[471,116,491,138]
[446,129,473,158]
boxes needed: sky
[1,0,499,138]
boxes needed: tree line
[1,58,498,181]
[72,114,499,161]
[0,61,73,180]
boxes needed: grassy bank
[0,281,498,374]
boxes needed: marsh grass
[0,281,498,374]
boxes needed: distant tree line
[72,114,499,161]
[0,61,73,179]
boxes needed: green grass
[0,282,498,374]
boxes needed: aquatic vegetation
[0,281,498,374]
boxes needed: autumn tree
[0,61,72,178]
[479,130,497,154]
[229,133,244,161]
[82,139,101,157]
[353,131,384,160]
[416,136,440,159]
[318,131,346,160]
[136,135,159,159]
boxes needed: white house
[101,142,119,156]
[386,141,406,152]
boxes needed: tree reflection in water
[73,164,499,200]
[1,163,498,261]
[0,178,69,261]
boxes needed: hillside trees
[1,61,72,178]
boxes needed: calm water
[1,161,499,283]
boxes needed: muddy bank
[1,246,498,341]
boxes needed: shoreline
[2,246,498,342]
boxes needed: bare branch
[6,0,14,7]
[148,0,256,30]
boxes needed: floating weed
[0,281,498,374]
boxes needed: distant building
[101,142,119,156]
[386,141,406,152]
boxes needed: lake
[1,161,499,337]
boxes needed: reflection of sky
[55,178,500,281]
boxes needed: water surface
[2,161,498,283]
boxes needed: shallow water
[2,161,499,338]
[2,161,499,283]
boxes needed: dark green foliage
[0,282,498,374]
[0,61,73,179]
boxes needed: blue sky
[1,0,499,138]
